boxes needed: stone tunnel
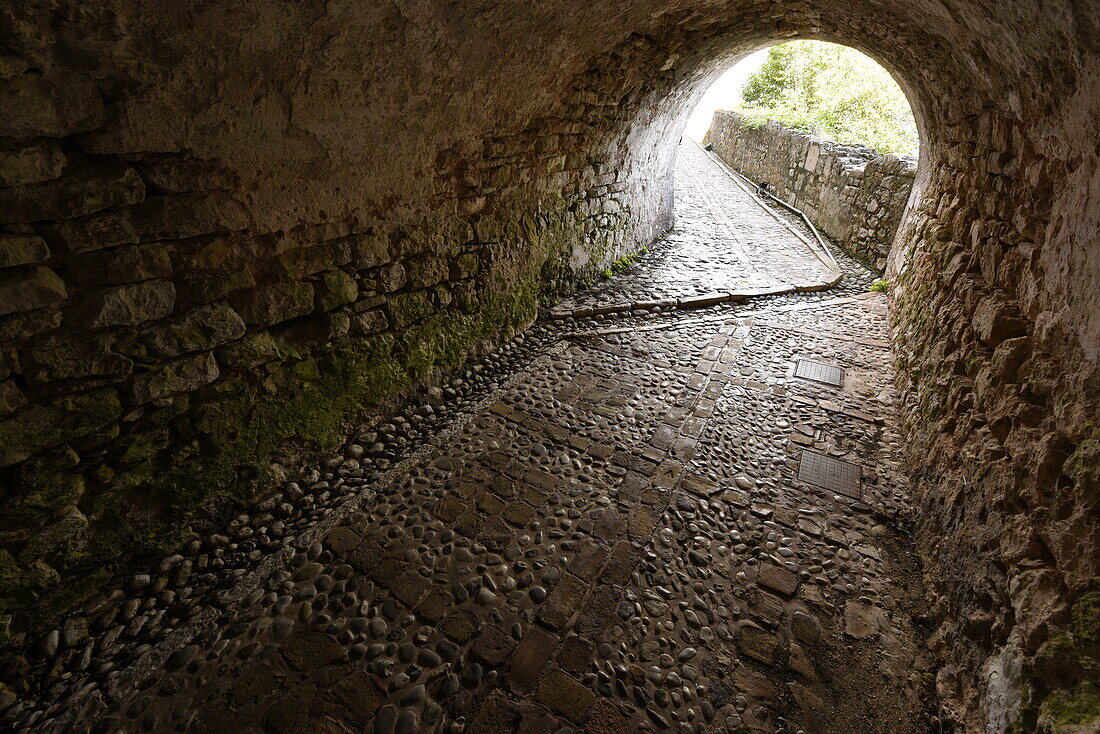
[0,1,1098,732]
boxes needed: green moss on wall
[1038,683,1100,731]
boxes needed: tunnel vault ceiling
[0,1,1098,731]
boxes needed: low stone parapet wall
[704,110,916,272]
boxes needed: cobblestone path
[5,149,935,734]
[552,141,840,318]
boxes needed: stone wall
[704,111,916,272]
[0,10,650,649]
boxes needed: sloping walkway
[5,146,934,734]
[551,141,839,318]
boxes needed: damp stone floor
[3,140,936,734]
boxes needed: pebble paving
[3,142,935,734]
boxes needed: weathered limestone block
[1,454,86,532]
[78,280,176,328]
[0,164,144,224]
[275,311,351,352]
[0,307,61,343]
[314,269,358,311]
[406,255,448,289]
[378,263,407,293]
[0,234,50,268]
[387,290,434,328]
[352,308,388,335]
[129,352,219,404]
[0,141,66,187]
[175,235,251,275]
[451,281,480,313]
[129,192,249,239]
[0,389,121,467]
[68,242,172,286]
[216,331,282,369]
[177,270,256,309]
[231,281,314,326]
[45,210,139,255]
[972,298,1028,347]
[451,252,480,280]
[0,549,61,607]
[0,266,67,317]
[142,302,247,358]
[276,242,352,279]
[21,333,133,383]
[349,233,391,270]
[0,380,27,415]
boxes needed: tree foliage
[739,41,919,156]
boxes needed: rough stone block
[314,269,358,311]
[0,380,27,416]
[349,233,391,270]
[177,270,256,308]
[69,242,173,286]
[440,610,478,643]
[0,235,50,268]
[129,191,249,239]
[143,302,246,358]
[471,625,518,667]
[0,141,66,187]
[231,281,314,326]
[277,242,352,279]
[756,564,799,597]
[469,691,522,734]
[352,308,388,335]
[508,626,558,691]
[737,624,779,664]
[0,164,144,224]
[537,573,588,631]
[323,670,385,724]
[586,700,632,734]
[0,388,121,467]
[21,333,133,383]
[972,298,1028,347]
[175,235,251,275]
[215,330,281,369]
[450,251,480,280]
[386,290,433,328]
[132,156,238,193]
[79,280,176,327]
[0,267,67,317]
[47,210,139,255]
[405,255,448,289]
[0,71,104,139]
[0,306,61,342]
[129,352,219,404]
[19,507,88,564]
[378,263,407,292]
[282,634,345,672]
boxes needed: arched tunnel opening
[0,2,1097,733]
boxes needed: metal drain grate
[794,358,843,386]
[798,450,861,499]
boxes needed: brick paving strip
[5,149,934,734]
